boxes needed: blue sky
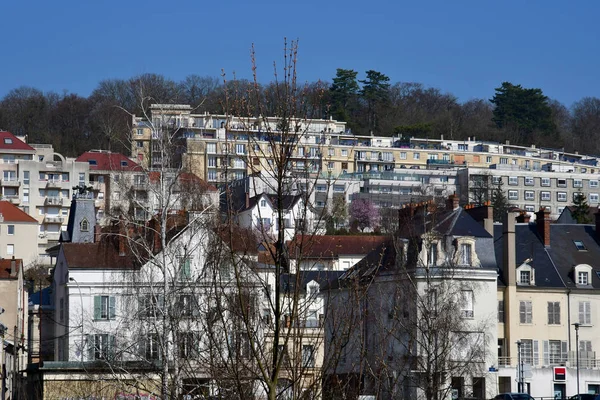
[1,0,598,106]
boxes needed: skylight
[574,240,587,251]
[88,160,97,166]
[121,161,128,167]
[4,138,12,144]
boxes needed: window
[519,270,531,285]
[236,144,246,154]
[579,301,591,325]
[179,332,197,358]
[460,243,472,265]
[574,179,583,188]
[302,345,315,368]
[483,156,491,163]
[520,339,535,365]
[492,176,501,185]
[400,152,407,160]
[89,334,115,360]
[78,173,85,185]
[525,205,535,212]
[508,176,518,185]
[590,193,599,203]
[541,191,551,201]
[94,295,116,320]
[328,162,335,170]
[520,300,532,324]
[590,180,599,188]
[525,177,534,186]
[498,300,505,323]
[80,219,89,232]
[23,171,29,185]
[548,340,567,365]
[578,271,590,285]
[524,191,535,200]
[136,141,143,148]
[207,157,216,167]
[500,158,508,165]
[7,225,14,235]
[144,333,160,360]
[341,149,348,157]
[206,143,216,154]
[557,192,567,202]
[260,199,267,207]
[328,148,335,156]
[136,128,143,136]
[574,240,587,251]
[461,290,474,318]
[414,152,420,160]
[428,244,437,266]
[6,244,14,255]
[557,179,567,187]
[547,302,560,325]
[179,257,191,281]
[140,294,163,318]
[508,190,518,200]
[541,178,550,187]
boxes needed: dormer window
[578,271,590,286]
[574,264,593,287]
[460,243,472,265]
[574,240,587,251]
[80,218,89,232]
[4,138,12,144]
[428,244,437,267]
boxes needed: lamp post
[516,340,523,393]
[69,277,84,362]
[573,322,581,396]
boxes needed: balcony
[46,180,64,188]
[44,215,64,224]
[1,179,20,187]
[45,197,63,206]
[4,195,20,205]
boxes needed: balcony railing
[4,195,20,205]
[46,180,63,188]
[45,197,63,206]
[498,351,598,369]
[44,216,64,224]
[1,179,20,187]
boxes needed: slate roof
[76,151,142,172]
[555,206,598,225]
[0,131,35,152]
[286,235,389,259]
[494,222,600,290]
[0,201,37,223]
[243,193,302,213]
[280,270,347,293]
[62,237,138,270]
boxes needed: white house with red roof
[0,201,39,267]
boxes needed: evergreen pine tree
[572,191,591,223]
[491,178,511,222]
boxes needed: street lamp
[573,323,581,396]
[69,277,85,362]
[516,340,523,393]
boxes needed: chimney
[94,224,101,243]
[503,212,517,286]
[446,193,459,211]
[516,211,531,224]
[398,203,417,226]
[119,218,127,256]
[10,256,16,277]
[535,208,551,246]
[464,201,494,235]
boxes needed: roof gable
[76,151,142,171]
[0,132,35,152]
[0,201,37,223]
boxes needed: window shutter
[561,341,568,362]
[533,340,539,366]
[109,335,117,360]
[556,302,561,325]
[543,340,549,366]
[547,302,552,324]
[585,302,592,324]
[109,296,116,319]
[579,301,585,324]
[520,302,525,323]
[93,296,101,320]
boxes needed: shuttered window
[547,302,560,325]
[93,296,116,320]
[520,301,532,324]
[579,301,592,325]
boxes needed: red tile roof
[0,258,22,279]
[0,201,37,223]
[76,151,142,171]
[62,240,138,270]
[0,132,35,152]
[287,235,390,259]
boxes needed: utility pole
[13,326,17,400]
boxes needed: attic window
[120,161,128,167]
[574,240,587,251]
[4,138,12,144]
[88,160,97,166]
[80,218,89,232]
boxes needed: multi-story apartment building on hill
[0,132,90,264]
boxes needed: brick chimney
[446,193,460,211]
[464,201,494,235]
[516,211,531,224]
[398,203,417,227]
[502,212,517,286]
[535,208,551,246]
[94,224,102,243]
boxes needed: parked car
[493,394,535,400]
[568,394,599,400]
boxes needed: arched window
[80,218,89,232]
